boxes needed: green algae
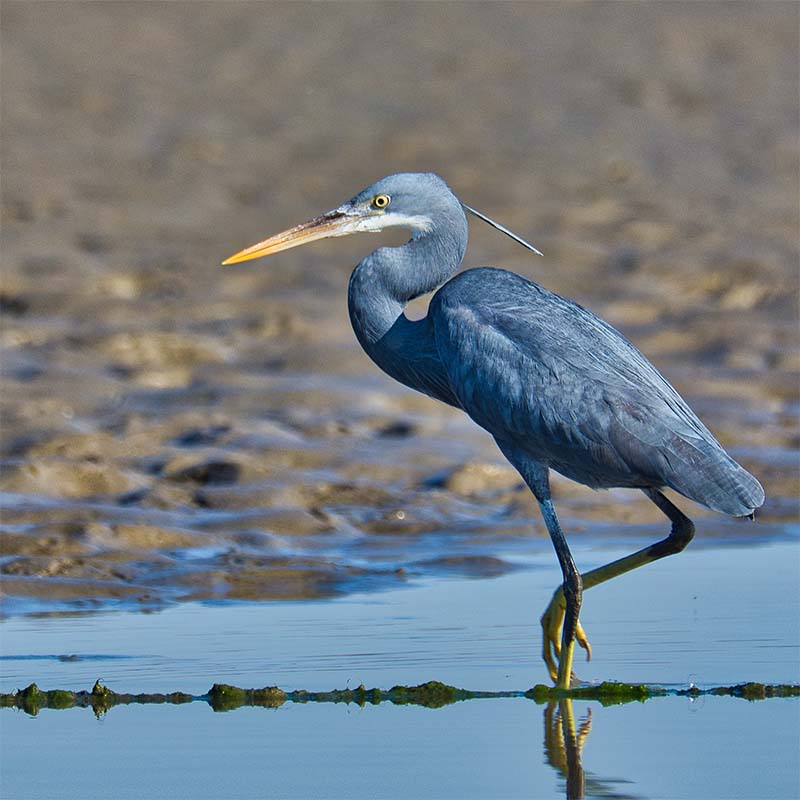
[208,683,287,711]
[275,681,471,709]
[709,683,800,701]
[207,683,247,711]
[676,682,800,701]
[1,680,797,716]
[16,683,48,715]
[289,684,382,706]
[89,680,115,715]
[526,681,661,706]
[46,689,76,710]
[386,681,468,708]
[2,682,195,716]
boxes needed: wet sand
[2,3,799,615]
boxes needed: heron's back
[430,268,765,516]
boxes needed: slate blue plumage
[346,174,762,513]
[224,171,765,687]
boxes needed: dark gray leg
[539,487,696,683]
[493,440,582,688]
[538,496,583,688]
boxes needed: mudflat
[2,3,797,614]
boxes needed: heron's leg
[492,442,586,688]
[538,496,583,689]
[541,489,695,674]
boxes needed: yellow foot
[540,588,593,685]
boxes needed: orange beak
[221,210,358,266]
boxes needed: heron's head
[222,173,465,265]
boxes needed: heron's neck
[347,230,465,351]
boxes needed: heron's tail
[668,442,765,517]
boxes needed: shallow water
[3,695,798,800]
[3,540,799,693]
[2,541,799,799]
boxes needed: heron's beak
[222,209,358,265]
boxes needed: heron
[223,172,765,689]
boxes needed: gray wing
[430,268,764,515]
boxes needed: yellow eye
[371,194,391,210]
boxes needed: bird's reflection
[544,699,590,799]
[543,700,639,800]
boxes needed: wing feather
[430,268,763,513]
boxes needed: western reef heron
[223,172,764,689]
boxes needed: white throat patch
[351,212,434,235]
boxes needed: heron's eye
[370,194,391,210]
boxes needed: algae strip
[2,680,798,716]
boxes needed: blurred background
[2,1,798,613]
